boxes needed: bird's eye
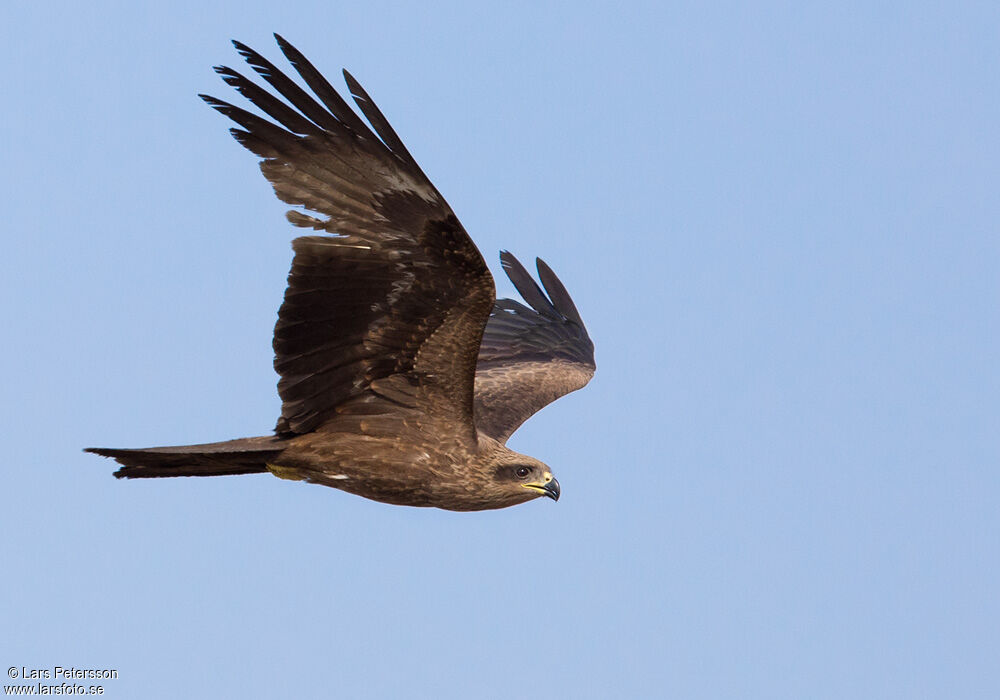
[515,466,531,478]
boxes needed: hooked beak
[523,475,560,502]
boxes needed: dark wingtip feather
[199,93,225,107]
[229,38,343,133]
[499,251,557,318]
[274,36,372,135]
[211,64,321,136]
[231,40,260,69]
[536,257,586,328]
[198,93,249,123]
[341,69,418,165]
[342,69,364,109]
[198,94,231,116]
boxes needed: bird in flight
[87,35,595,511]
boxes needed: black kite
[86,35,595,511]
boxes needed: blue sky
[3,1,998,697]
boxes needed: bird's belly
[268,430,514,510]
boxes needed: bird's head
[490,451,560,504]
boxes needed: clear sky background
[3,1,998,698]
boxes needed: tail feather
[85,436,284,479]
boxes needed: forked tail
[85,436,284,479]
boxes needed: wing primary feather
[199,95,301,149]
[341,69,419,166]
[212,66,322,136]
[499,251,558,318]
[231,40,341,132]
[536,257,586,328]
[272,33,372,135]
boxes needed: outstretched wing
[474,252,595,442]
[203,35,495,437]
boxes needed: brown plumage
[86,35,595,511]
